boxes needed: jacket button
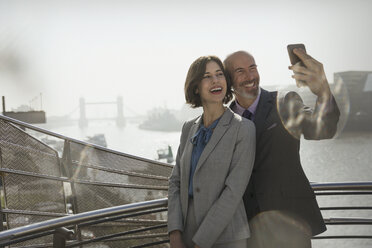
[195,188,200,193]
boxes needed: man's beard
[234,79,259,100]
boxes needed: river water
[36,120,372,248]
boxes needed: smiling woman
[197,61,227,107]
[168,55,256,248]
[184,56,232,110]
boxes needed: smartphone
[287,44,306,67]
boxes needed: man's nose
[244,72,254,81]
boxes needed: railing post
[0,173,5,232]
[62,141,79,214]
[61,141,82,246]
[0,122,6,232]
[53,227,74,248]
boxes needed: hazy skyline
[1,0,372,117]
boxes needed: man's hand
[289,48,332,103]
[169,230,186,248]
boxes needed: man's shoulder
[263,88,301,96]
[261,88,302,104]
[260,88,278,100]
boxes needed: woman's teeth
[210,87,222,92]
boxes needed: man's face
[229,53,260,100]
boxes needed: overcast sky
[1,0,371,117]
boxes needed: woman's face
[197,61,227,106]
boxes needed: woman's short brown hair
[184,55,233,108]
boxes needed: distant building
[334,71,372,131]
[3,111,46,124]
[2,96,46,124]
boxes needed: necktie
[243,109,253,120]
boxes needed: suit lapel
[194,109,233,174]
[254,88,275,138]
[182,116,201,189]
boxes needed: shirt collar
[191,116,221,145]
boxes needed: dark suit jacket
[235,88,340,236]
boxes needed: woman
[168,55,256,248]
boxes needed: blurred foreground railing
[0,198,168,247]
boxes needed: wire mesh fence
[0,116,172,247]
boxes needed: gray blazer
[168,108,256,248]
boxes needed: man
[224,49,340,248]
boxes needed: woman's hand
[169,230,186,248]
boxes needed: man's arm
[285,48,340,140]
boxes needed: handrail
[311,182,372,191]
[0,114,172,168]
[0,198,168,245]
[68,224,168,247]
[0,181,372,245]
[324,217,372,224]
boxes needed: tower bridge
[78,96,125,128]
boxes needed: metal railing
[0,198,168,247]
[312,182,372,241]
[0,114,172,247]
[1,114,372,247]
[0,181,371,246]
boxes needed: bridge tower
[78,97,125,128]
[116,96,125,127]
[79,98,88,128]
